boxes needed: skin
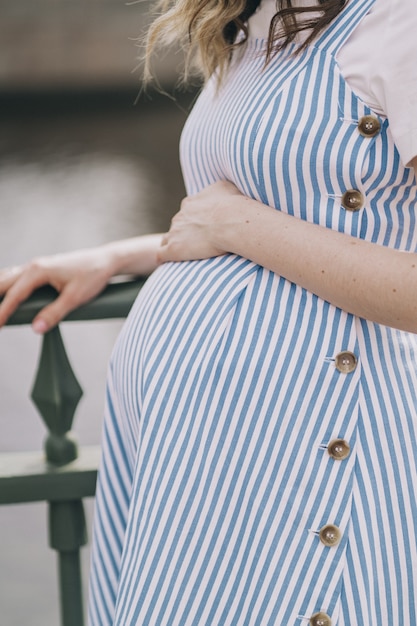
[0,156,416,334]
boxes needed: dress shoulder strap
[314,0,376,55]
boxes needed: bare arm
[0,234,163,332]
[159,158,417,333]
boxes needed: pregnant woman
[1,0,416,624]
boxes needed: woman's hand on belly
[159,168,417,333]
[158,181,251,263]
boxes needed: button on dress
[88,0,417,623]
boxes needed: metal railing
[0,278,146,626]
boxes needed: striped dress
[88,0,417,624]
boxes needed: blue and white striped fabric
[88,0,417,623]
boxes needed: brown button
[310,613,332,626]
[328,438,350,460]
[341,189,364,211]
[358,115,381,138]
[319,524,341,547]
[335,351,357,374]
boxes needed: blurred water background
[0,1,197,623]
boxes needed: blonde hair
[144,0,345,85]
[144,0,248,84]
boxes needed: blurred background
[0,1,198,623]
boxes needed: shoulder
[369,0,417,39]
[371,0,417,165]
[339,0,417,165]
[369,0,415,17]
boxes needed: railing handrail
[3,277,147,326]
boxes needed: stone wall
[0,0,180,89]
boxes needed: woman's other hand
[158,180,246,263]
[0,247,114,333]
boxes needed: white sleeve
[337,0,417,166]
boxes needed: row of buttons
[307,347,359,624]
[340,115,380,213]
[309,119,369,624]
[305,343,361,622]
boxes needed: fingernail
[32,319,48,334]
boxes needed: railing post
[49,500,87,626]
[31,325,87,626]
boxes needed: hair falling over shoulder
[144,0,346,85]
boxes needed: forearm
[218,196,417,332]
[0,233,164,331]
[101,233,164,277]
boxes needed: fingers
[0,266,23,295]
[31,270,112,333]
[0,258,67,330]
[0,251,112,333]
[0,266,47,327]
[31,287,80,333]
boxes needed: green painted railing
[0,278,146,626]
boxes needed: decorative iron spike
[31,326,83,465]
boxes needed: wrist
[100,234,163,277]
[215,195,274,255]
[100,242,124,278]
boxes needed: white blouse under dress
[250,0,417,166]
[88,1,417,624]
